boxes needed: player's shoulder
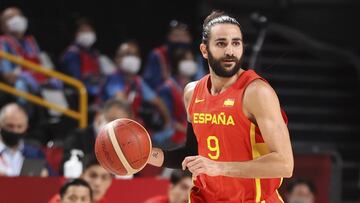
[244,79,276,98]
[184,80,198,93]
[184,81,198,101]
[243,78,278,108]
[245,79,275,97]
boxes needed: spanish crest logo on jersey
[223,98,235,107]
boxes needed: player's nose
[224,45,235,56]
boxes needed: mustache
[220,56,239,61]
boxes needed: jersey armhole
[187,81,201,122]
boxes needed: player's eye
[232,41,241,46]
[216,42,226,47]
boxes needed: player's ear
[200,43,208,59]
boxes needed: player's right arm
[147,81,198,168]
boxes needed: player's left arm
[183,80,294,178]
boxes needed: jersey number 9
[207,136,220,160]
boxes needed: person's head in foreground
[168,170,192,203]
[286,179,316,203]
[60,178,92,203]
[81,154,113,202]
[200,10,244,78]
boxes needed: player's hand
[182,156,222,179]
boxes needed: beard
[207,48,242,78]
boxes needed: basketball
[94,118,152,176]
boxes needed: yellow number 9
[207,136,220,160]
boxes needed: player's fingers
[182,156,198,170]
[187,162,203,174]
[186,157,203,168]
[192,168,205,180]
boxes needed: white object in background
[99,55,116,75]
[39,52,55,69]
[41,88,68,116]
[115,174,134,179]
[64,149,84,178]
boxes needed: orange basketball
[94,118,151,176]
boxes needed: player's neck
[209,69,244,95]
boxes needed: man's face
[77,24,94,35]
[1,8,25,34]
[82,165,112,202]
[115,43,140,64]
[169,177,192,203]
[2,8,22,21]
[61,185,92,203]
[104,106,129,122]
[1,110,27,134]
[201,24,243,78]
[287,184,315,203]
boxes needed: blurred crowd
[0,6,205,177]
[0,6,205,202]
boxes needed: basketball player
[148,10,293,202]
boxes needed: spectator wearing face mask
[0,7,57,105]
[60,18,104,104]
[143,20,204,91]
[286,179,316,203]
[0,103,51,176]
[61,99,132,173]
[102,41,171,133]
[155,49,198,147]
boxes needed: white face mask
[6,16,28,34]
[120,56,141,74]
[76,32,96,48]
[179,60,198,77]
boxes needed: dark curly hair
[202,10,242,45]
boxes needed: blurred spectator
[60,178,93,203]
[0,7,56,105]
[60,18,105,104]
[61,99,131,169]
[286,178,316,203]
[81,154,113,203]
[156,49,197,146]
[0,103,51,176]
[145,170,192,203]
[142,20,192,90]
[50,154,113,203]
[102,41,170,132]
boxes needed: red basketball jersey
[188,70,286,203]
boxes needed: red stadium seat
[137,165,163,177]
[280,154,332,203]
